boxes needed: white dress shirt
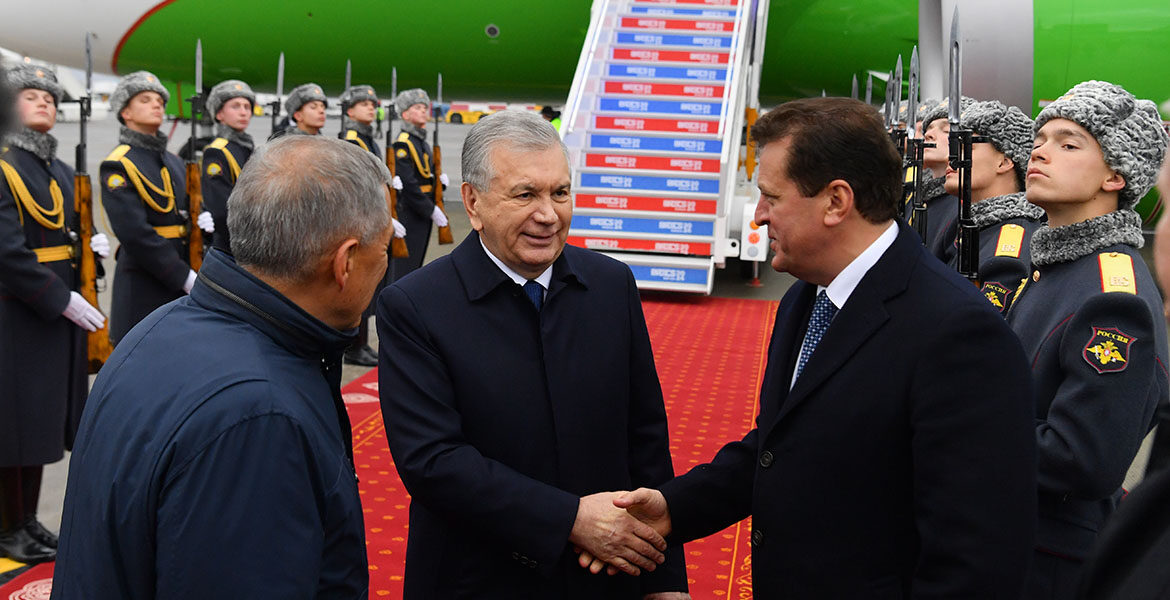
[480,237,553,300]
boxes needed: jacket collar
[190,248,356,361]
[453,230,588,303]
[400,122,427,140]
[118,125,169,153]
[5,127,57,163]
[764,222,919,435]
[214,122,254,152]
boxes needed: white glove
[431,205,449,228]
[197,211,215,233]
[392,175,404,191]
[392,218,406,239]
[90,232,110,259]
[183,269,197,294]
[439,173,450,187]
[62,291,104,332]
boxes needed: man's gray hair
[461,110,568,191]
[228,135,391,280]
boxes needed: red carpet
[343,295,778,599]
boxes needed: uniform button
[511,552,519,561]
[751,529,764,547]
[1032,270,1040,282]
[759,451,774,468]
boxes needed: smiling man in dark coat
[614,98,1037,598]
[377,110,688,599]
[51,135,393,598]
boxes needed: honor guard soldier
[390,88,448,281]
[340,84,405,365]
[0,65,108,563]
[101,71,195,344]
[201,79,255,253]
[914,96,973,260]
[1006,80,1170,598]
[941,100,1044,313]
[268,83,327,141]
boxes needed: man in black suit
[376,110,688,599]
[612,98,1037,598]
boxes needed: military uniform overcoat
[390,125,438,280]
[0,144,88,465]
[100,142,189,343]
[200,136,251,253]
[943,192,1045,314]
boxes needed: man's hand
[568,492,667,576]
[90,232,111,259]
[391,175,403,191]
[615,488,673,537]
[392,218,406,239]
[197,211,215,233]
[431,205,449,228]
[439,173,450,187]
[62,291,104,332]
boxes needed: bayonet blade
[437,73,443,104]
[948,5,961,124]
[907,46,919,139]
[276,52,285,99]
[885,70,894,126]
[865,73,873,105]
[391,67,397,100]
[194,39,202,93]
[344,59,352,92]
[83,31,92,95]
[893,54,903,108]
[851,75,858,100]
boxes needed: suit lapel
[763,224,921,435]
[756,283,816,429]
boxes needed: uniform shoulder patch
[396,148,408,158]
[980,281,1012,310]
[206,162,223,177]
[1098,252,1136,294]
[346,130,359,141]
[994,224,1026,258]
[106,172,126,191]
[1083,326,1136,374]
[104,144,131,163]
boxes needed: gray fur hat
[111,71,169,124]
[1035,80,1170,208]
[0,57,12,134]
[394,88,430,115]
[6,64,63,105]
[919,96,975,129]
[206,79,255,118]
[960,100,1034,185]
[341,85,378,108]
[285,83,328,116]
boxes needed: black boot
[344,318,378,366]
[22,517,57,549]
[0,526,55,564]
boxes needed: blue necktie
[523,280,544,312]
[795,290,838,380]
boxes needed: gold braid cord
[0,159,65,230]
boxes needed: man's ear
[822,179,855,227]
[997,156,1015,176]
[331,238,361,290]
[462,182,484,231]
[1103,170,1126,193]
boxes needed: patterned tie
[795,290,838,380]
[523,280,544,312]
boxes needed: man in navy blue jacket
[51,135,393,598]
[377,110,688,599]
[614,98,1037,598]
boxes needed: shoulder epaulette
[1098,252,1137,294]
[346,130,359,141]
[994,224,1026,258]
[104,144,131,163]
[397,131,410,143]
[207,137,230,151]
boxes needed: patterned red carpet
[0,295,777,599]
[345,295,778,599]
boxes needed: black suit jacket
[376,232,686,599]
[660,223,1037,598]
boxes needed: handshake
[568,488,672,577]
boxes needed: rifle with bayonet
[339,59,351,138]
[850,75,858,100]
[948,7,980,284]
[889,55,907,161]
[75,31,112,373]
[864,73,873,105]
[269,53,285,135]
[904,46,931,241]
[385,67,408,258]
[185,39,205,270]
[433,73,453,245]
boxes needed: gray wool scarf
[118,125,169,153]
[971,192,1045,230]
[1030,209,1144,266]
[6,127,57,163]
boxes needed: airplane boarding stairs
[562,0,770,293]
